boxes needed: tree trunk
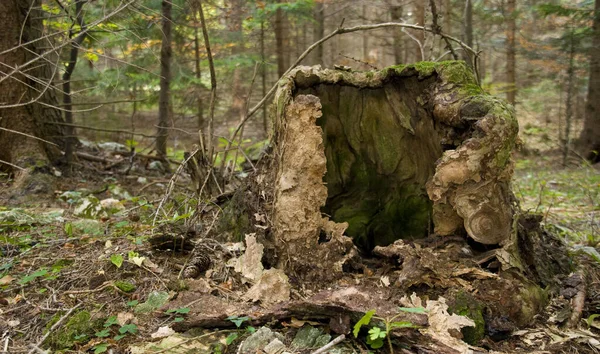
[227,0,245,121]
[505,0,517,106]
[414,2,425,61]
[274,2,290,77]
[462,0,473,67]
[63,0,87,167]
[391,5,403,64]
[311,2,324,65]
[157,0,172,164]
[192,0,204,133]
[578,0,600,162]
[0,0,64,192]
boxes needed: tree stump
[269,62,518,268]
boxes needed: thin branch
[0,0,137,87]
[0,159,26,171]
[27,303,82,354]
[0,126,58,147]
[44,121,156,138]
[311,334,345,354]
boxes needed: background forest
[10,0,596,161]
[1,0,600,353]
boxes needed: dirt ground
[0,144,599,354]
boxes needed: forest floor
[0,145,599,353]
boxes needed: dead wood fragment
[566,270,587,328]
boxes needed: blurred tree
[157,0,172,166]
[0,0,64,189]
[580,0,600,161]
[505,0,517,106]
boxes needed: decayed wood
[269,61,518,275]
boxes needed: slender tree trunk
[0,0,64,190]
[444,0,452,37]
[362,5,369,65]
[274,1,289,77]
[261,20,268,135]
[564,29,575,166]
[462,0,473,67]
[63,0,87,166]
[578,0,600,162]
[391,5,403,64]
[157,0,172,166]
[505,0,517,106]
[312,1,325,65]
[414,1,425,61]
[193,1,204,133]
[227,0,245,121]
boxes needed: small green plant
[166,307,190,323]
[225,316,256,345]
[353,307,425,353]
[19,268,49,284]
[110,254,123,268]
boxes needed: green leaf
[587,313,600,327]
[119,323,137,334]
[166,307,190,315]
[110,254,123,268]
[353,310,376,338]
[104,316,118,328]
[174,317,184,322]
[366,335,384,349]
[126,300,139,307]
[19,268,48,284]
[368,326,386,340]
[95,329,110,338]
[64,222,73,237]
[226,332,239,345]
[93,343,109,354]
[397,307,427,314]
[114,334,126,341]
[246,326,256,333]
[226,315,250,328]
[390,321,416,329]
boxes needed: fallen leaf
[117,312,134,326]
[0,275,15,285]
[131,257,146,267]
[151,326,175,339]
[380,276,390,287]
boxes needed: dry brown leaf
[0,275,15,285]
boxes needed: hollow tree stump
[269,61,518,273]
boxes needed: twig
[44,121,156,138]
[0,159,25,171]
[0,126,58,146]
[28,302,82,354]
[311,334,345,354]
[567,270,587,328]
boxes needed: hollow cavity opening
[297,77,443,251]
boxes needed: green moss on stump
[448,292,485,344]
